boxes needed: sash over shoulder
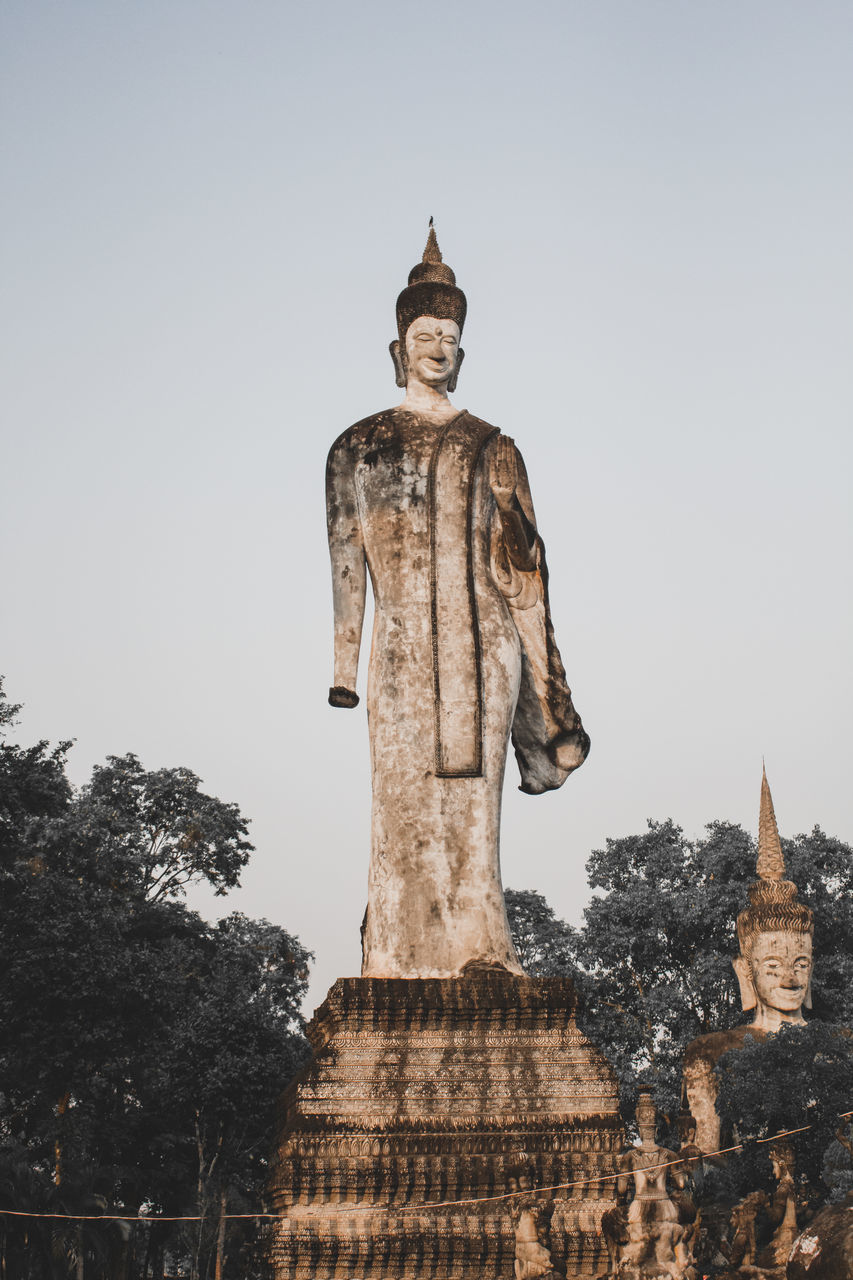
[428,412,498,777]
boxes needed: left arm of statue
[326,437,367,707]
[490,435,539,572]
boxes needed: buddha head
[732,768,814,1031]
[391,222,466,391]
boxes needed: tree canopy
[0,679,311,1280]
[715,1022,853,1206]
[4,674,852,1273]
[506,812,853,1226]
[511,817,853,1121]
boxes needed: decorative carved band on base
[268,975,623,1279]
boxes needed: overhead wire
[1,1110,850,1223]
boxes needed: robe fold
[326,408,589,978]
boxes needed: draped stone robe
[326,408,588,978]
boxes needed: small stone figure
[726,1190,767,1270]
[682,768,814,1154]
[755,1142,798,1272]
[507,1165,565,1280]
[717,1144,798,1278]
[613,1090,696,1279]
[670,1116,702,1264]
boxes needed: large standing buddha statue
[325,225,589,979]
[682,767,814,1155]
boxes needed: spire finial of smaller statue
[736,766,812,956]
[756,762,786,882]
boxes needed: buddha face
[734,930,813,1028]
[404,316,461,389]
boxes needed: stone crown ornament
[395,220,468,341]
[635,1087,657,1130]
[736,765,814,958]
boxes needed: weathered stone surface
[682,1025,768,1157]
[326,229,589,979]
[609,1090,698,1279]
[787,1191,853,1279]
[267,975,622,1278]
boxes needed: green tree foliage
[576,819,754,1118]
[504,888,581,976]
[715,1023,853,1207]
[145,913,311,1280]
[0,677,71,867]
[781,827,853,1025]
[507,829,853,1242]
[0,682,311,1279]
[508,817,853,1143]
[48,751,254,901]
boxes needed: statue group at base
[678,771,827,1280]
[597,761,818,1280]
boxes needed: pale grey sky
[3,1,852,1008]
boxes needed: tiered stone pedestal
[268,974,623,1278]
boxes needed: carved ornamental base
[267,975,623,1278]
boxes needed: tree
[576,819,752,1120]
[506,818,853,1253]
[58,752,254,901]
[507,817,853,1138]
[715,1022,853,1208]
[504,888,581,976]
[146,914,311,1280]
[0,677,71,867]
[780,826,853,1026]
[0,682,311,1279]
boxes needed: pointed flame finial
[423,218,442,265]
[736,763,812,960]
[396,222,466,340]
[756,763,786,881]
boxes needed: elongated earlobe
[390,340,407,388]
[447,346,464,393]
[732,956,757,1012]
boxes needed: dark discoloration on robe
[326,408,588,978]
